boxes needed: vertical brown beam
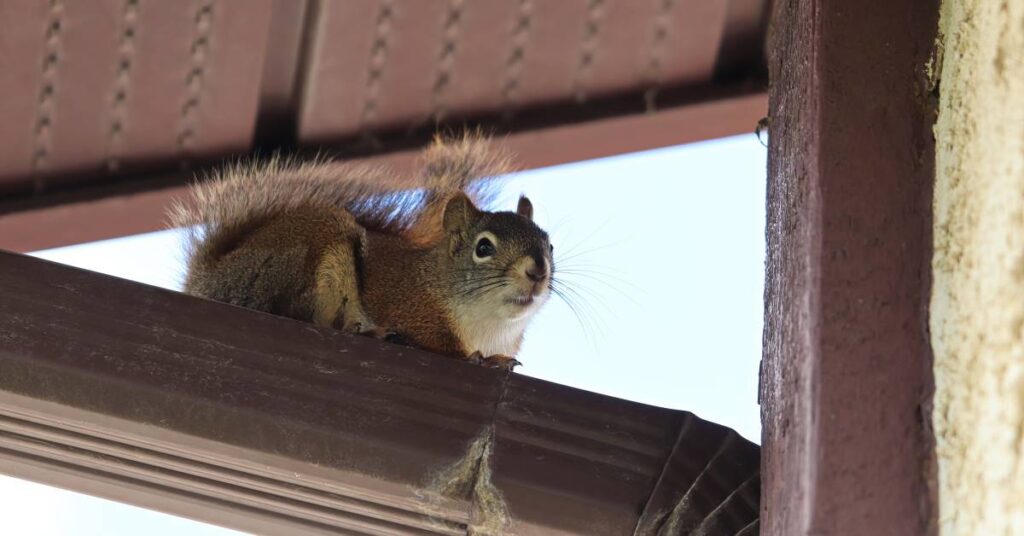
[761,1,938,535]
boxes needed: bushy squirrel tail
[400,131,513,245]
[169,133,513,273]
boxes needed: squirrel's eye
[549,244,554,254]
[475,237,496,258]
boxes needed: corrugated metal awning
[0,0,768,249]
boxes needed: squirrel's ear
[516,195,533,221]
[443,193,479,233]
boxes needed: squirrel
[170,134,553,369]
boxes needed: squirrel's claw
[490,356,522,371]
[358,325,395,340]
[466,352,521,371]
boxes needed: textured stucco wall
[931,0,1024,534]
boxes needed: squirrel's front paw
[357,325,395,340]
[467,352,521,371]
[487,355,522,370]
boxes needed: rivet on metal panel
[107,0,140,172]
[179,0,215,154]
[430,0,466,124]
[360,0,395,132]
[573,0,606,104]
[643,0,678,112]
[32,0,64,187]
[501,0,533,120]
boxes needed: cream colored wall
[931,0,1024,534]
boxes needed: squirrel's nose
[525,263,547,282]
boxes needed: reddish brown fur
[171,134,551,362]
[360,232,464,355]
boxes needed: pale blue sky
[12,133,766,535]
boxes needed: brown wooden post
[761,1,939,534]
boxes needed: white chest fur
[452,304,534,356]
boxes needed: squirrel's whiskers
[541,232,638,355]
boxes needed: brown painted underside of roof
[0,0,768,251]
[0,91,766,252]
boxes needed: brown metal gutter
[0,251,758,535]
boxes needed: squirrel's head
[441,193,553,322]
